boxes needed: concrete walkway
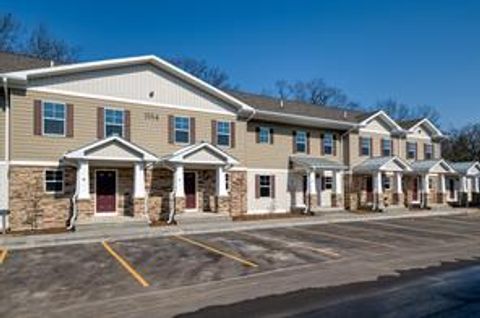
[1,208,478,250]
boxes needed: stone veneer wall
[9,166,76,231]
[197,170,216,212]
[229,171,247,216]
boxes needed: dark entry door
[96,170,116,213]
[365,176,373,202]
[184,172,196,209]
[412,177,419,201]
[449,178,455,200]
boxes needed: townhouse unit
[0,54,478,232]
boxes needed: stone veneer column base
[308,194,318,211]
[175,197,186,213]
[348,193,359,211]
[436,193,446,205]
[76,199,94,221]
[331,194,343,208]
[133,198,145,218]
[392,193,404,206]
[422,193,430,209]
[215,196,230,213]
[147,196,162,222]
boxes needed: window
[43,102,65,136]
[360,137,371,156]
[295,131,307,153]
[259,175,272,197]
[217,121,231,147]
[425,144,433,159]
[429,177,434,190]
[323,133,333,155]
[225,173,230,191]
[382,174,391,190]
[105,108,124,137]
[259,127,271,144]
[323,177,333,190]
[407,142,417,159]
[174,116,190,144]
[382,139,392,156]
[45,170,64,193]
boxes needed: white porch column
[334,170,343,195]
[373,171,383,210]
[77,160,90,200]
[216,166,228,197]
[307,170,317,195]
[395,172,403,194]
[474,176,480,193]
[173,164,185,197]
[133,162,146,199]
[422,174,430,208]
[440,174,446,194]
[460,176,468,193]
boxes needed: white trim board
[29,88,238,116]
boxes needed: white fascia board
[166,142,239,166]
[255,110,358,130]
[408,118,444,137]
[359,110,404,133]
[2,55,255,116]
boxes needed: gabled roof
[161,142,239,166]
[290,155,348,170]
[399,118,444,138]
[358,110,405,133]
[64,136,158,162]
[410,159,456,174]
[2,55,255,116]
[450,161,480,176]
[353,156,412,173]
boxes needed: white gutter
[2,77,9,234]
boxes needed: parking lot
[1,213,480,317]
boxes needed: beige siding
[30,64,237,115]
[10,90,245,162]
[245,121,343,169]
[0,91,5,160]
[348,132,403,167]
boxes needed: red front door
[184,172,196,209]
[96,170,116,213]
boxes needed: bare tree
[168,57,232,89]
[26,24,79,63]
[443,123,480,162]
[0,13,20,52]
[376,99,440,125]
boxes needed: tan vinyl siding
[348,132,403,167]
[10,89,245,162]
[0,90,5,160]
[245,121,342,169]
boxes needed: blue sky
[2,0,480,129]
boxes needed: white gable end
[85,142,142,160]
[183,148,226,165]
[30,63,237,115]
[381,159,405,172]
[362,118,391,134]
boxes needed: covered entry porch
[63,136,158,225]
[350,156,412,211]
[161,142,239,215]
[289,155,347,213]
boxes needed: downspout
[67,161,79,231]
[2,77,9,234]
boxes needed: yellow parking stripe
[102,241,150,287]
[173,235,258,268]
[0,249,7,264]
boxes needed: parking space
[1,213,480,317]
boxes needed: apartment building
[0,54,477,232]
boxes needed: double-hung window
[259,127,271,144]
[45,169,64,193]
[259,175,272,197]
[382,139,392,156]
[382,174,391,190]
[323,133,333,155]
[43,102,65,136]
[407,142,417,159]
[174,116,190,144]
[295,131,307,153]
[360,137,371,156]
[425,144,433,159]
[217,121,231,147]
[105,108,124,137]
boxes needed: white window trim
[323,133,334,155]
[44,169,64,194]
[259,175,272,198]
[407,142,417,159]
[42,100,66,137]
[174,116,191,145]
[216,120,231,148]
[360,137,371,156]
[296,131,307,153]
[259,127,271,144]
[425,144,433,159]
[382,139,392,156]
[104,107,125,138]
